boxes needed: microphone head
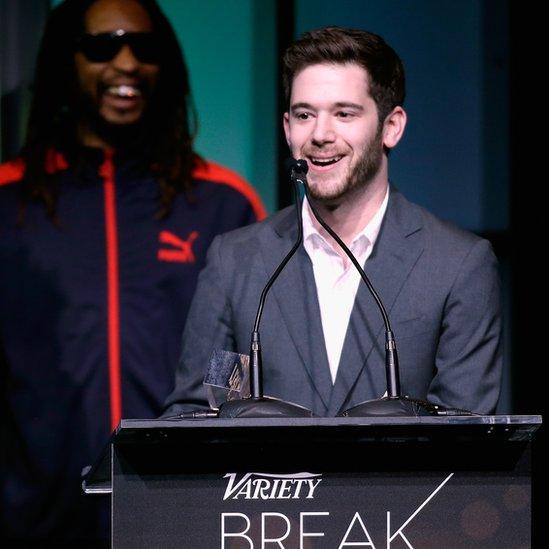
[294,159,308,175]
[285,158,309,177]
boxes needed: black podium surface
[85,415,541,548]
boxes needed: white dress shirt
[302,188,389,383]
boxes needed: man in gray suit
[164,27,502,417]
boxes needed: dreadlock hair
[283,26,405,125]
[20,0,200,222]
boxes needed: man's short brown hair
[283,26,405,123]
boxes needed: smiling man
[284,63,394,206]
[73,0,167,146]
[0,0,265,544]
[75,1,160,129]
[164,27,502,420]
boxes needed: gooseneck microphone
[297,161,472,417]
[217,160,314,418]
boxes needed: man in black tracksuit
[0,0,265,543]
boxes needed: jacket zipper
[100,150,122,431]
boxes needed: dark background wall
[0,0,50,160]
[295,0,509,233]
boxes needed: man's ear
[283,112,291,147]
[382,106,407,149]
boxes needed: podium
[85,415,540,548]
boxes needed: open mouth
[309,155,343,168]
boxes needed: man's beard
[307,125,384,203]
[76,91,153,150]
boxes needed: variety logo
[223,472,322,501]
[220,473,456,547]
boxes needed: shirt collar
[302,186,390,254]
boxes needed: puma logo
[158,230,199,263]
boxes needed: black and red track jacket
[0,149,266,541]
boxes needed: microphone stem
[250,331,263,398]
[249,180,304,398]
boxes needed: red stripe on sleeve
[0,160,25,186]
[1,152,69,186]
[192,160,268,221]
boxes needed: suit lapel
[259,209,333,411]
[328,190,425,416]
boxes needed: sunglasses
[76,30,161,64]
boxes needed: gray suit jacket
[164,189,502,416]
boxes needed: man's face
[284,63,386,203]
[74,0,160,128]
